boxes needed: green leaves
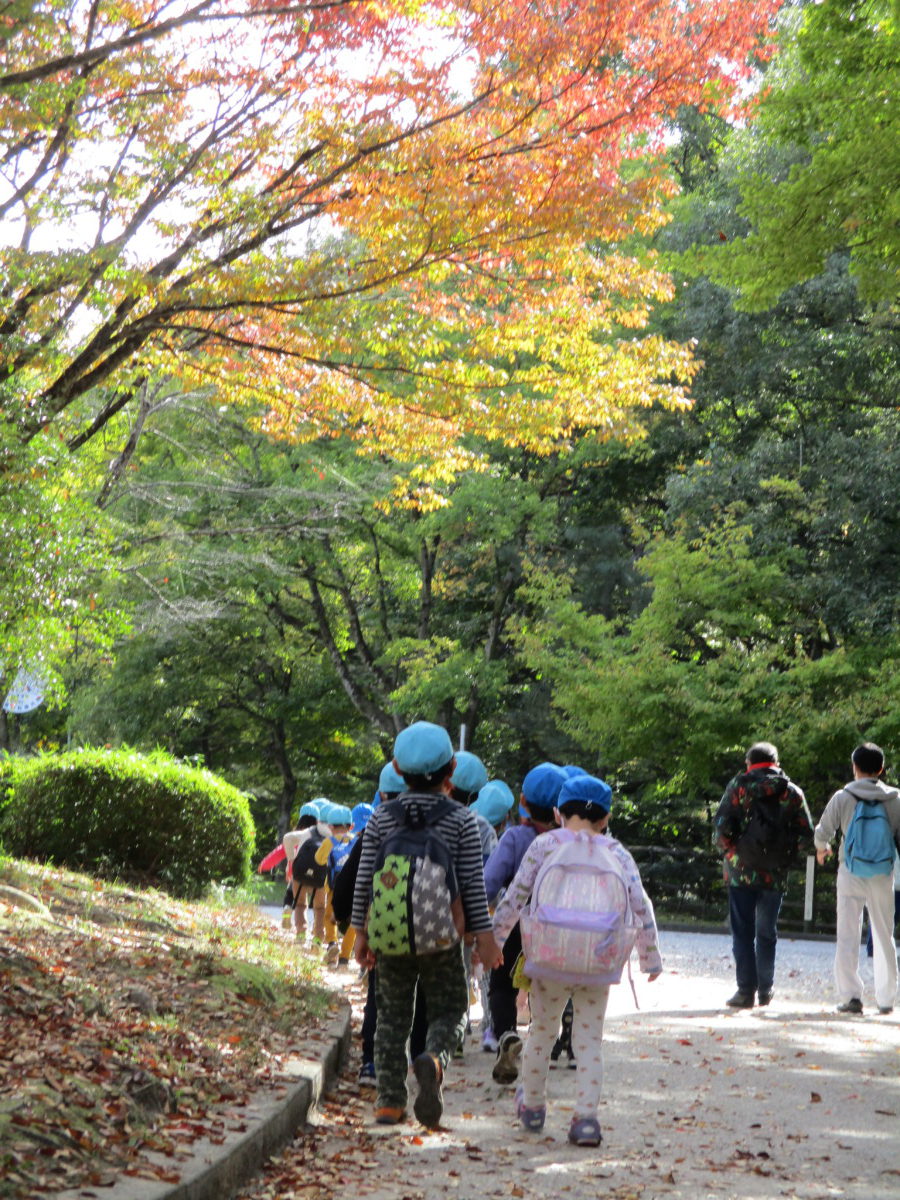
[696,0,900,307]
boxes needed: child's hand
[816,846,832,865]
[354,932,376,970]
[474,931,503,970]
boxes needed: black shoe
[492,1031,523,1084]
[836,998,863,1014]
[757,991,773,1007]
[726,991,755,1008]
[878,1005,893,1014]
[411,1053,443,1128]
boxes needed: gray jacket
[814,777,900,867]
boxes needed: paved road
[249,918,900,1200]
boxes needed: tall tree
[1,0,780,478]
[693,0,899,308]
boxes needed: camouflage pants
[374,942,468,1109]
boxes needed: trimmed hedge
[0,748,254,898]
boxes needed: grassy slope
[0,858,339,1199]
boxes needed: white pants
[522,978,609,1119]
[834,866,898,1009]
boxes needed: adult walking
[714,741,814,1008]
[814,742,900,1015]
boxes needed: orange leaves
[4,0,779,473]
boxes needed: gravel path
[255,916,900,1200]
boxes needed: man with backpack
[815,742,900,1015]
[714,742,814,1009]
[351,721,502,1129]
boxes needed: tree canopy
[2,0,780,480]
[694,0,899,308]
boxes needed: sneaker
[412,1053,444,1128]
[566,1053,577,1070]
[281,907,292,929]
[568,1116,602,1147]
[323,942,341,967]
[757,991,773,1007]
[492,1031,523,1084]
[836,998,864,1014]
[726,991,755,1008]
[482,1029,499,1054]
[515,1086,546,1132]
[878,1005,894,1015]
[358,1061,376,1086]
[374,1104,406,1125]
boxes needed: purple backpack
[520,832,639,985]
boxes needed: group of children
[268,722,661,1148]
[267,732,900,1151]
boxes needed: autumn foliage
[1,0,779,477]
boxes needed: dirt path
[243,929,900,1200]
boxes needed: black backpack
[735,778,799,871]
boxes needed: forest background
[1,0,897,916]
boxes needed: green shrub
[0,748,254,897]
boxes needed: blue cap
[451,750,488,795]
[557,773,612,814]
[562,764,588,778]
[299,802,320,819]
[472,780,515,826]
[326,803,353,825]
[392,721,454,776]
[521,762,566,810]
[378,762,406,795]
[351,802,374,832]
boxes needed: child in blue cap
[485,763,564,1078]
[351,721,502,1129]
[492,773,662,1147]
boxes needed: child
[290,798,336,942]
[470,779,516,1051]
[281,801,326,936]
[314,803,354,965]
[491,773,662,1147]
[485,762,563,1076]
[351,721,502,1129]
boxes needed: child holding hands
[491,773,661,1147]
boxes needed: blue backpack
[843,789,896,878]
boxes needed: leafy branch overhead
[1,0,779,473]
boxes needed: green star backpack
[366,797,464,956]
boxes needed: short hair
[852,742,884,775]
[557,798,609,824]
[399,758,455,791]
[297,813,317,830]
[746,741,779,765]
[450,785,479,806]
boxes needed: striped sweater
[350,791,493,935]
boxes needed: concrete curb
[60,1003,351,1200]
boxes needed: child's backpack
[520,832,641,986]
[327,837,355,889]
[366,797,464,956]
[843,789,896,878]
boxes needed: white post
[458,724,467,751]
[804,855,815,923]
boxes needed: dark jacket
[714,765,814,888]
